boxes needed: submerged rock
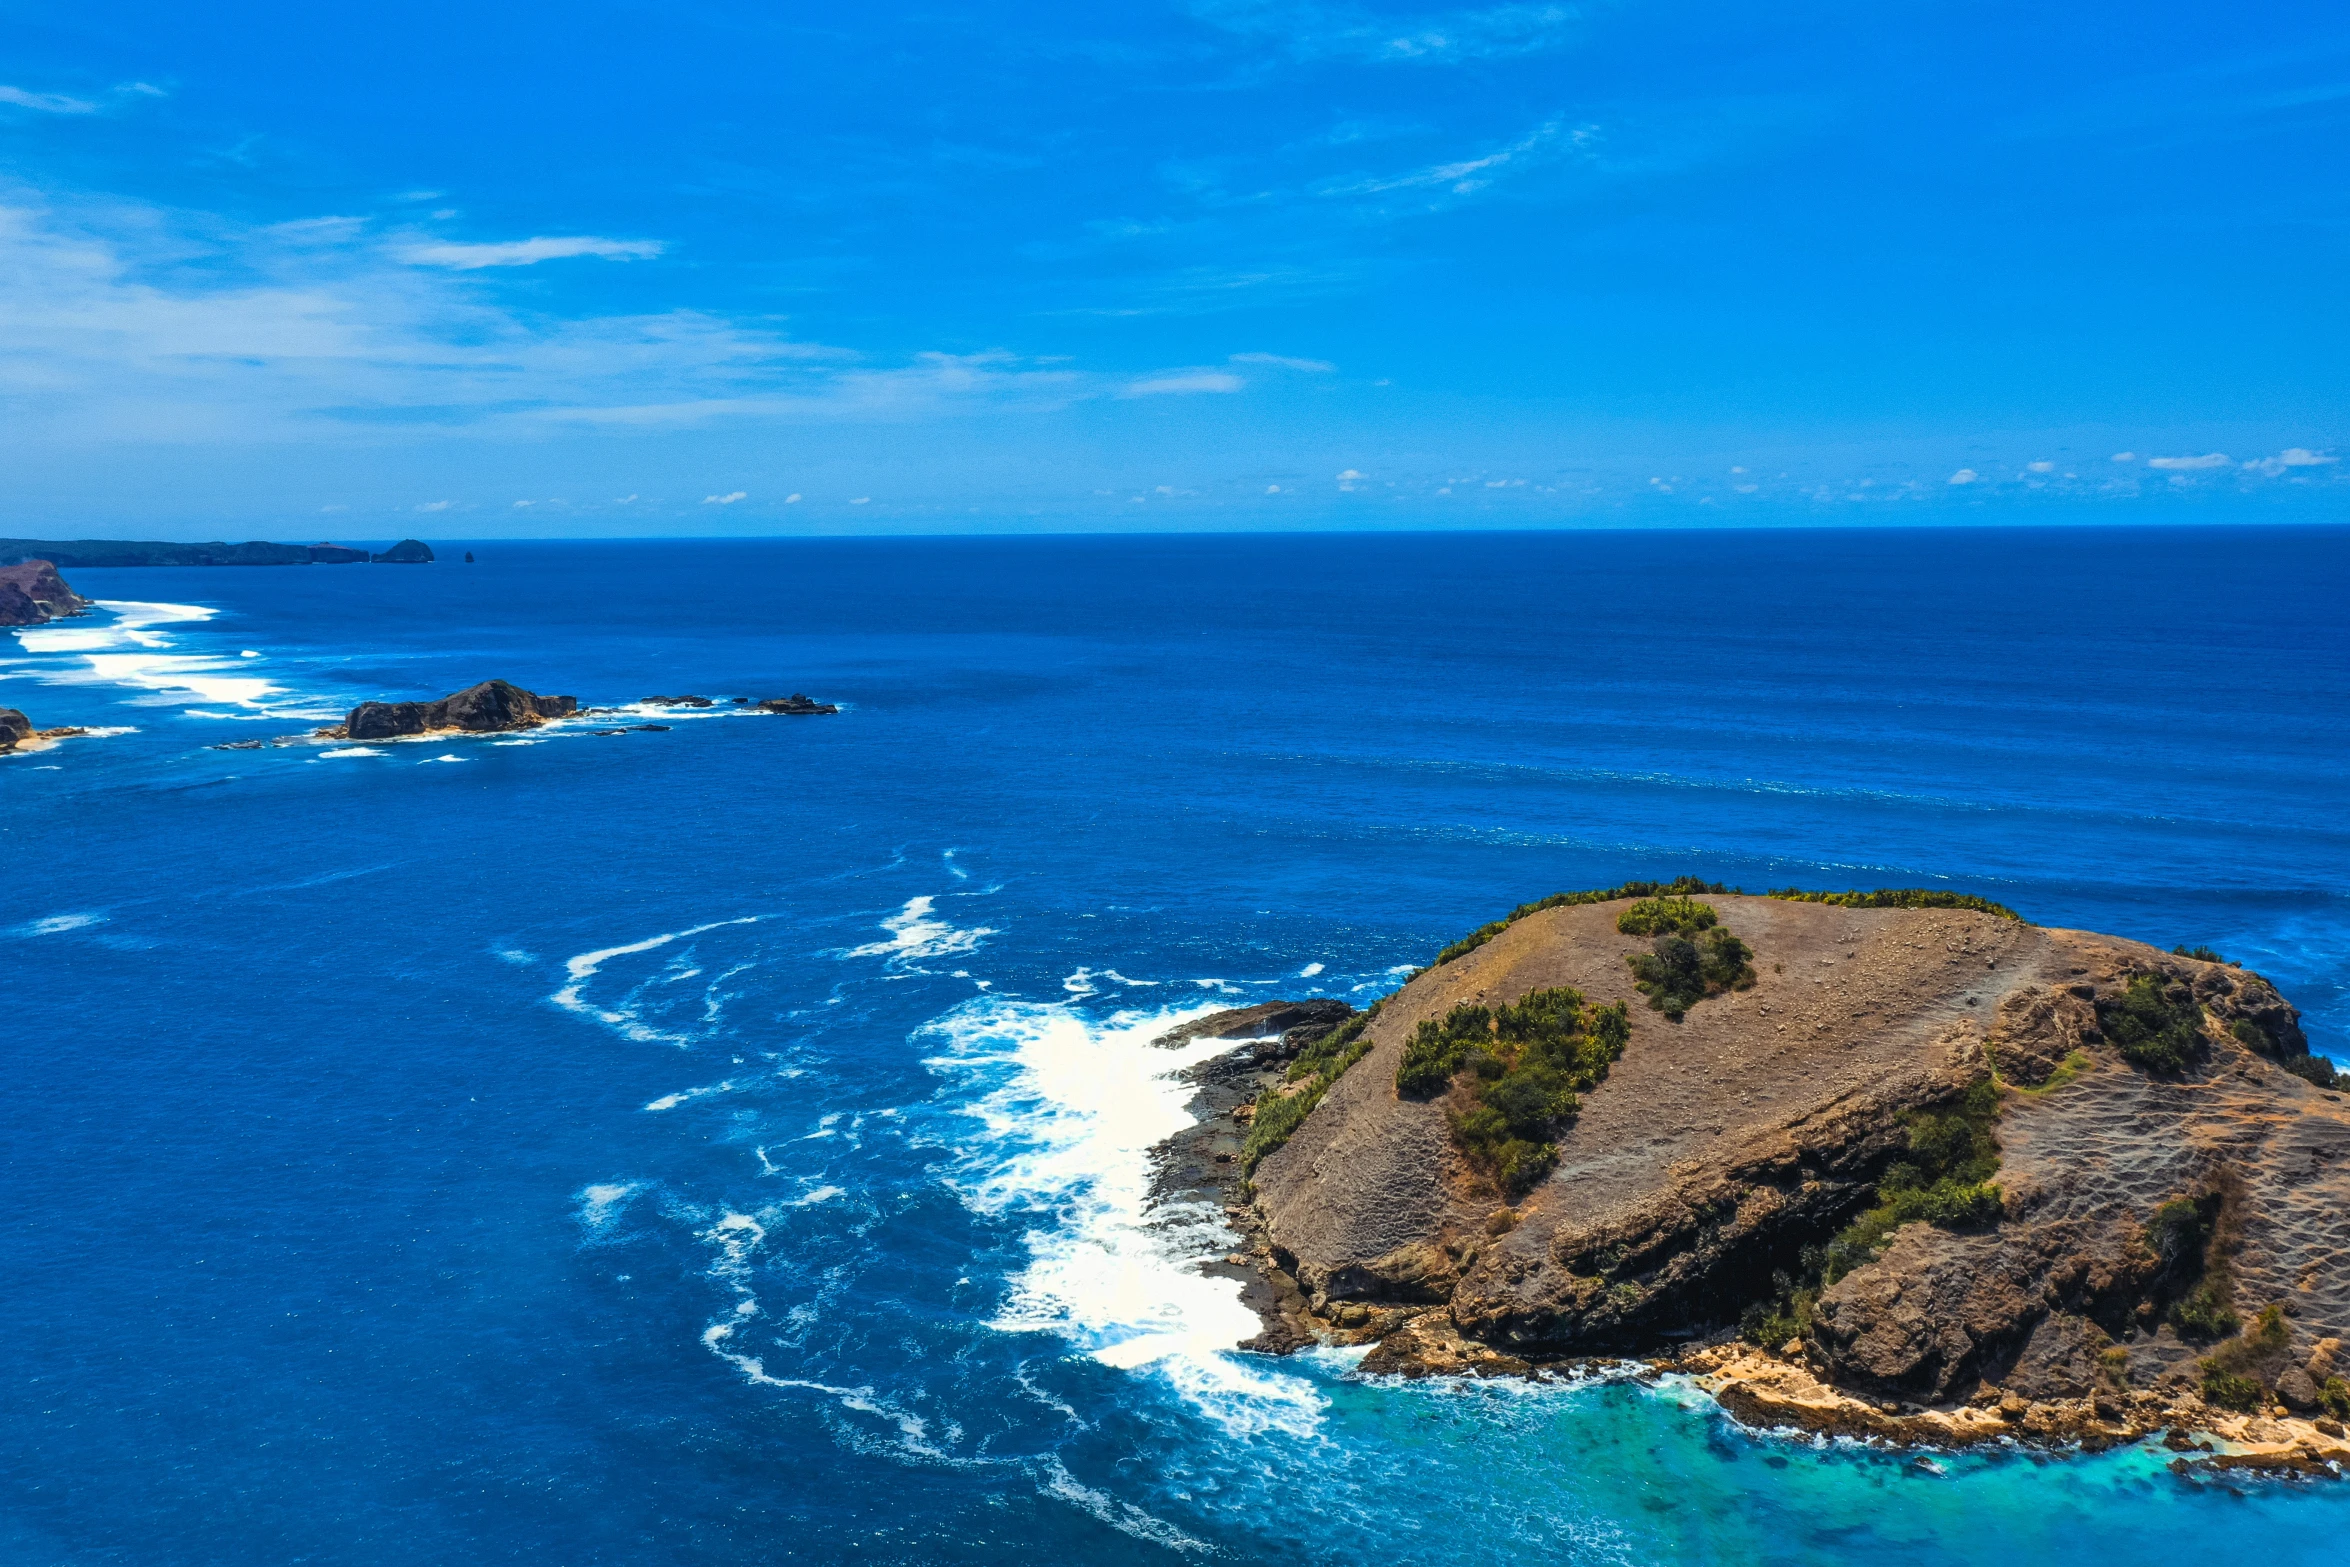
[338,679,577,740]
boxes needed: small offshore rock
[641,695,714,707]
[757,693,840,715]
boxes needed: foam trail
[925,996,1327,1438]
[552,917,761,1043]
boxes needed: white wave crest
[923,995,1327,1438]
[5,600,292,710]
[840,896,995,967]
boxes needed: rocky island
[1165,882,2350,1469]
[318,679,579,741]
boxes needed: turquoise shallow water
[1,528,2345,1563]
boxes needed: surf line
[553,917,763,1031]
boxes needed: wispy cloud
[2242,446,2336,477]
[1320,118,1588,196]
[0,190,1258,441]
[702,491,747,504]
[395,235,665,269]
[2145,452,2230,470]
[1119,369,1246,396]
[1230,351,1335,370]
[0,85,101,114]
[1191,1,1588,65]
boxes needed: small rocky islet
[1155,883,2350,1473]
[211,681,841,749]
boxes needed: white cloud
[850,496,870,505]
[785,492,802,503]
[1193,2,1583,66]
[2242,447,2337,477]
[415,500,453,511]
[2025,460,2054,473]
[2146,452,2230,470]
[0,85,100,114]
[1119,369,1244,397]
[1947,468,1979,485]
[1229,351,1336,371]
[1266,483,1282,493]
[2111,452,2136,462]
[396,235,664,269]
[702,491,747,505]
[1323,117,1587,197]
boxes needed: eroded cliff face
[0,560,90,628]
[1244,896,2348,1424]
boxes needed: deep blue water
[4,528,2347,1566]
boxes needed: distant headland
[0,538,435,568]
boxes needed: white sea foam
[319,746,385,758]
[551,917,762,1044]
[576,1180,647,1235]
[11,912,105,937]
[1299,962,1325,977]
[3,600,300,710]
[840,895,995,967]
[924,995,1326,1438]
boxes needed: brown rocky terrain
[323,679,578,740]
[0,560,90,627]
[1191,892,2350,1460]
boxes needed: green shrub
[1820,1079,2002,1283]
[1616,895,1718,937]
[2173,944,2229,964]
[1627,926,1756,1020]
[1765,887,2025,921]
[2171,1279,2240,1341]
[2194,1303,2291,1411]
[2282,1054,2341,1090]
[1431,878,1731,965]
[2201,1367,2266,1412]
[1240,1004,1382,1177]
[2100,973,2206,1074]
[2321,1376,2350,1420]
[1394,987,1630,1198]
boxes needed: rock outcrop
[0,707,91,754]
[370,539,434,564]
[757,694,839,715]
[335,680,577,740]
[1224,893,2348,1449]
[0,560,90,627]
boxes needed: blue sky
[2,0,2345,536]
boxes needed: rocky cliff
[1220,890,2349,1453]
[332,680,577,740]
[0,560,90,627]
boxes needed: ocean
[3,527,2346,1565]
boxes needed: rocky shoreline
[0,707,92,755]
[1146,892,2350,1479]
